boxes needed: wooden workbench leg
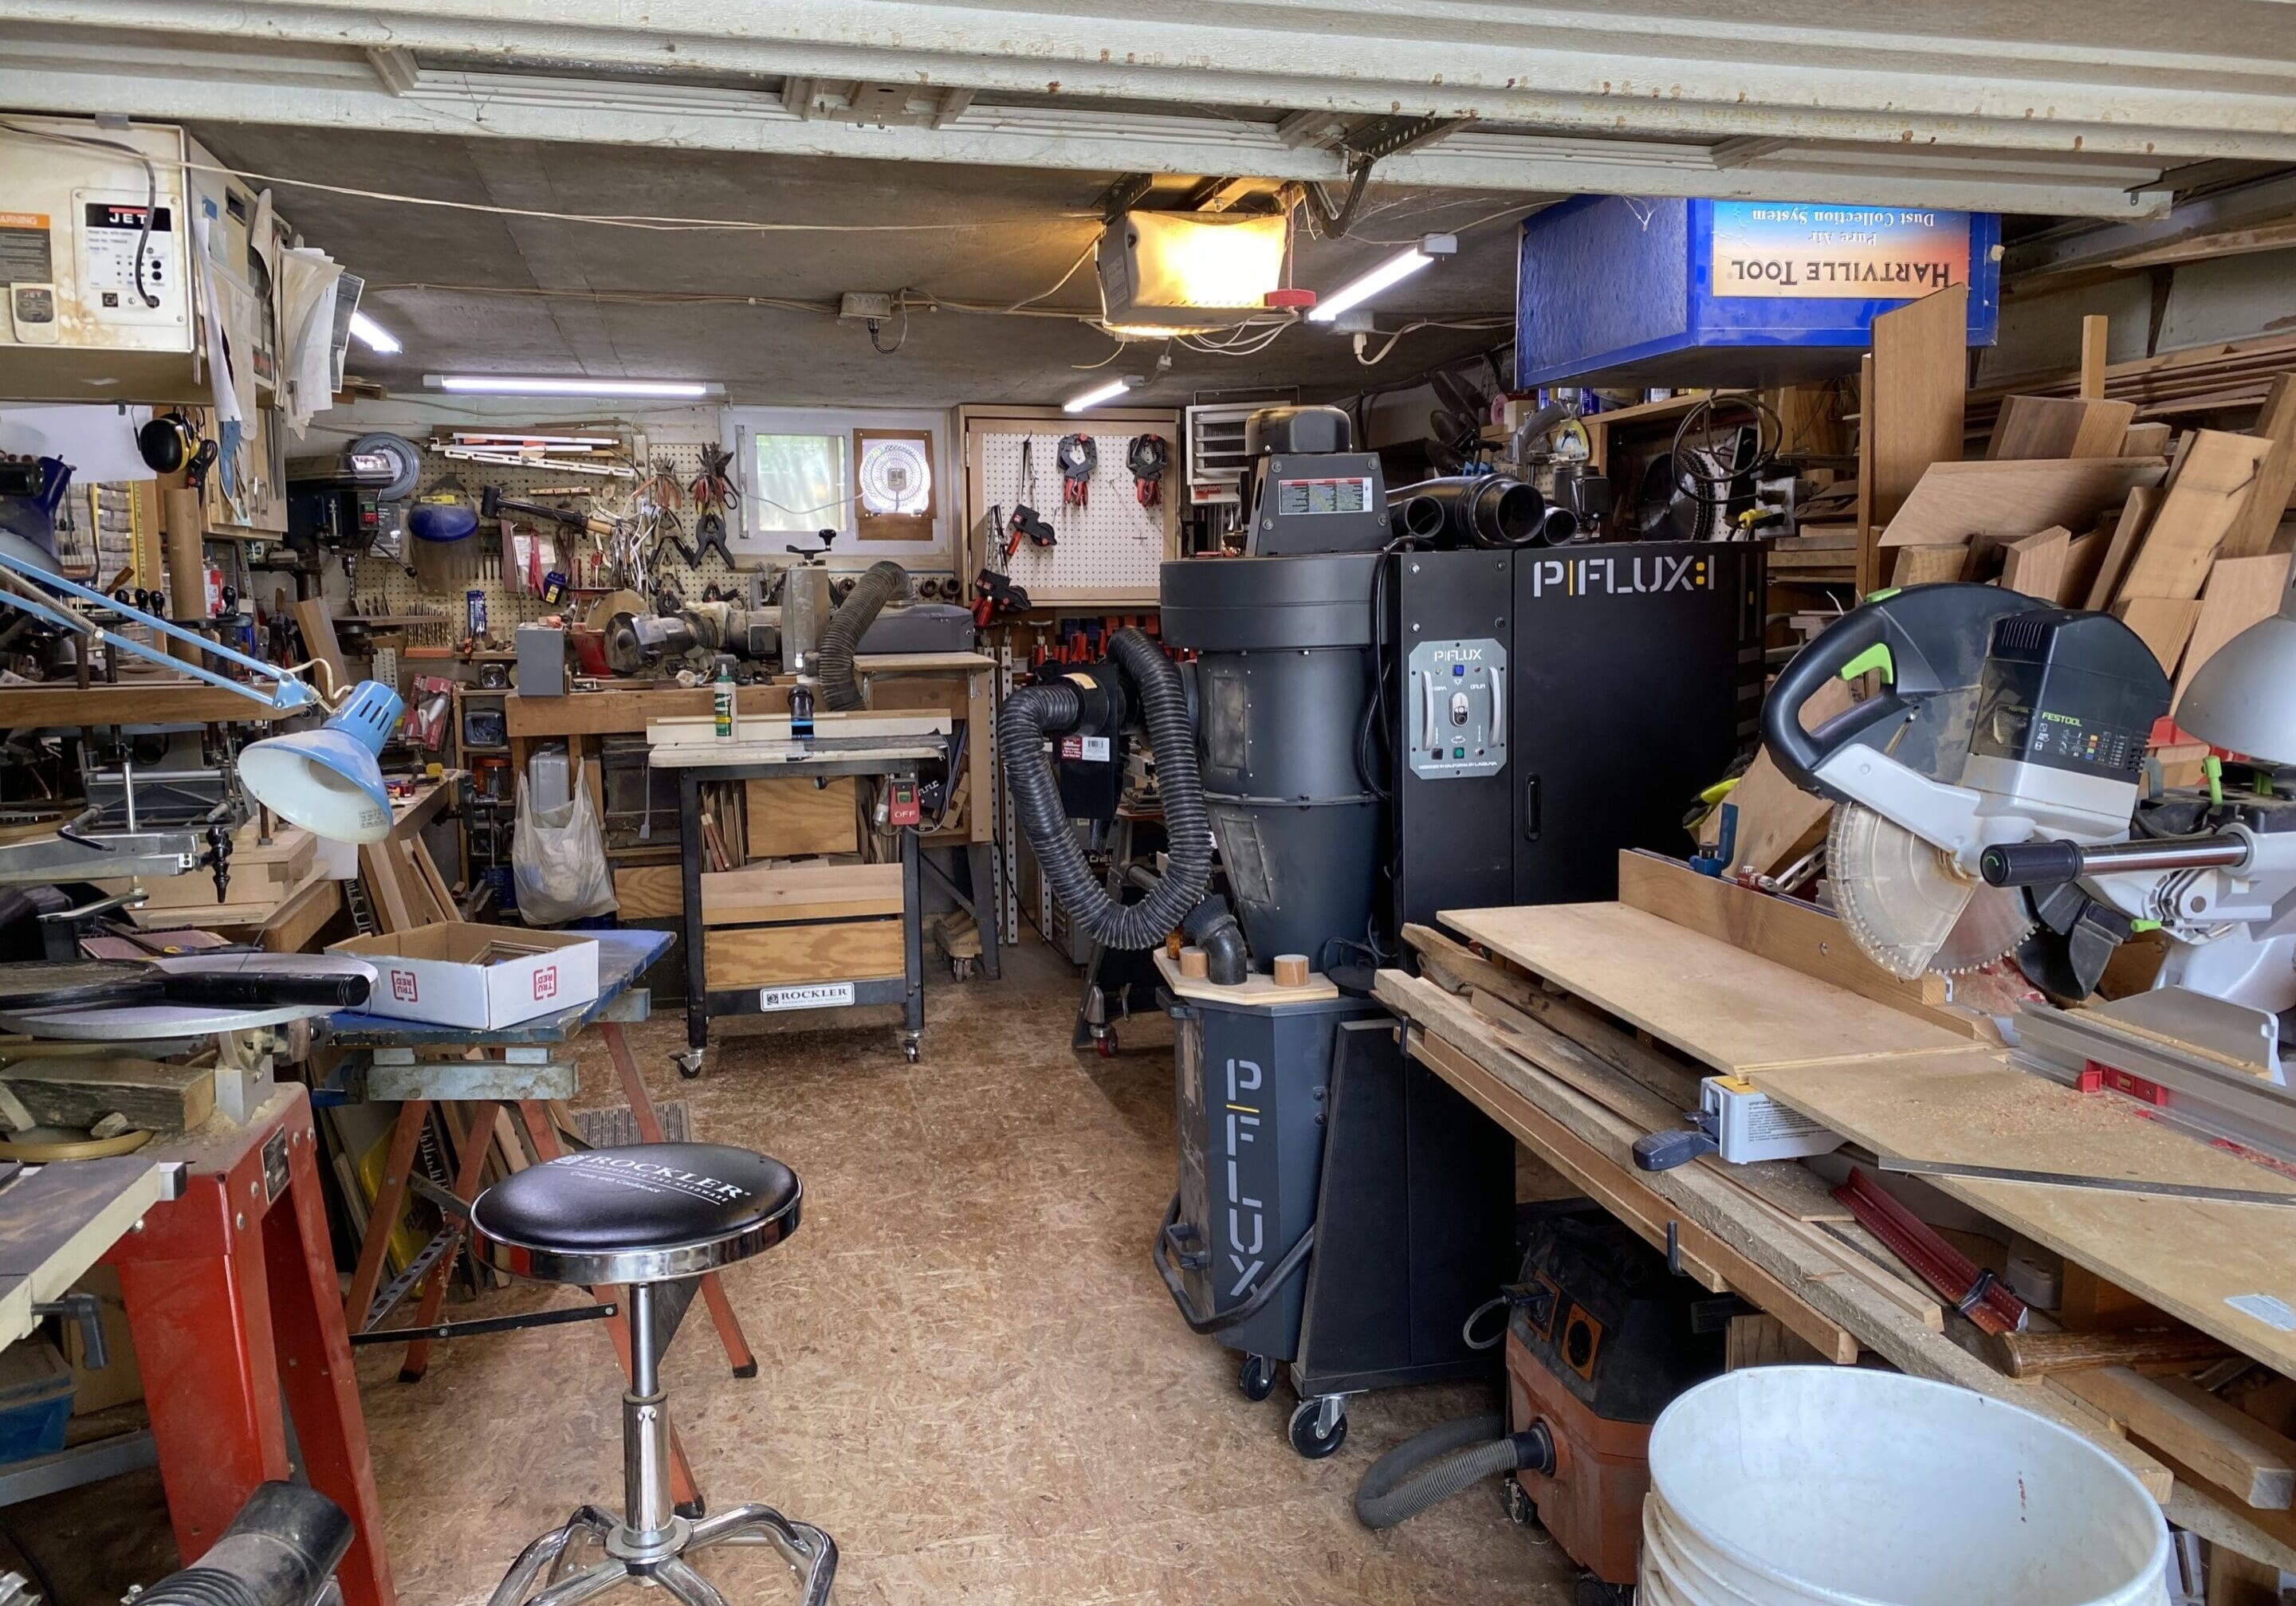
[513,1101,706,1515]
[344,1098,427,1333]
[266,1111,399,1606]
[398,1099,499,1383]
[599,1021,757,1377]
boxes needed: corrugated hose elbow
[996,627,1213,952]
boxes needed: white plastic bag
[512,776,617,925]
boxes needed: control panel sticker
[0,217,52,283]
[1275,476,1374,516]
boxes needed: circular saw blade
[1827,804,2036,979]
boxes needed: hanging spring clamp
[1003,504,1056,562]
[1057,433,1097,509]
[1127,433,1167,508]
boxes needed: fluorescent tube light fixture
[1063,376,1142,414]
[1308,234,1459,324]
[427,375,722,399]
[348,310,402,355]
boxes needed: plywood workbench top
[1439,900,1983,1074]
[1442,882,2296,1385]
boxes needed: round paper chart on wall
[859,438,931,514]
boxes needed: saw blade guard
[1828,803,2037,977]
[1761,583,2052,799]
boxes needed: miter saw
[1764,578,2296,1139]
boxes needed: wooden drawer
[704,920,904,988]
[702,862,901,926]
[744,776,858,858]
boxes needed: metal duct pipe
[1395,477,1548,548]
[1541,505,1580,545]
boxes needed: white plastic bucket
[1641,1367,2169,1606]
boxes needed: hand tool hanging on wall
[478,485,614,539]
[1058,433,1097,509]
[1003,504,1056,561]
[671,510,739,571]
[972,571,1031,626]
[688,443,739,514]
[1127,434,1167,508]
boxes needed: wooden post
[162,480,206,666]
[2081,315,2111,400]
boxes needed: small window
[853,428,935,542]
[753,433,848,536]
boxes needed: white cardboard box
[330,924,600,1029]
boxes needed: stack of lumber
[1869,376,2291,769]
[1383,857,2296,1569]
[1968,332,2296,430]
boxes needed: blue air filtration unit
[1516,196,1999,391]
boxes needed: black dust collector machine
[999,406,1760,1459]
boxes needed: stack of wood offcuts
[1880,374,2294,787]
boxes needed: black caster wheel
[1288,1398,1347,1459]
[1237,1353,1275,1402]
[674,1049,706,1080]
[902,1039,921,1064]
[1504,1475,1538,1528]
[1095,1031,1117,1058]
[1573,1575,1633,1606]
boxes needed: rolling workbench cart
[655,739,939,1076]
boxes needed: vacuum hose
[998,627,1229,960]
[1354,1414,1555,1529]
[818,560,910,711]
[138,1482,354,1606]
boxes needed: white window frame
[722,405,956,563]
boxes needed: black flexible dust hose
[817,560,910,711]
[138,1482,354,1606]
[1355,1416,1554,1529]
[997,628,1214,951]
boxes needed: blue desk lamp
[0,536,405,844]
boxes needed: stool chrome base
[488,1286,836,1606]
[489,1502,836,1606]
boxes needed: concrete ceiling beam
[10,0,2295,163]
[0,38,2182,218]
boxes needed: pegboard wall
[348,421,749,634]
[965,414,1177,604]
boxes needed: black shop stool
[474,1143,835,1606]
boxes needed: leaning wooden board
[1880,457,2168,547]
[1747,1051,2296,1379]
[1437,901,1983,1072]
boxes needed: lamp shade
[239,680,403,843]
[2175,573,2296,768]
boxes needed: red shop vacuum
[1357,1201,1730,1604]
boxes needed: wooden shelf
[0,682,289,726]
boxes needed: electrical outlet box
[839,293,894,322]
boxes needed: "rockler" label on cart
[758,982,855,1011]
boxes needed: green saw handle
[1762,583,2049,802]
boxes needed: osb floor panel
[32,938,1574,1606]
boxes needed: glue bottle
[714,654,737,741]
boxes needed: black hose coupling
[1510,1421,1556,1478]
